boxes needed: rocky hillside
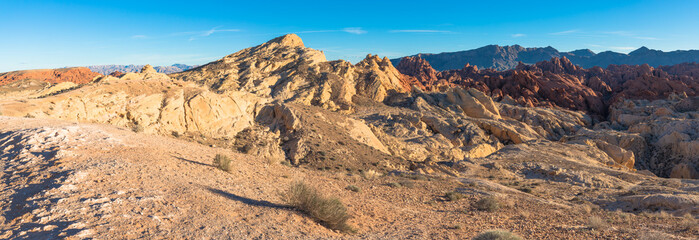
[391,45,699,71]
[397,56,699,117]
[88,64,197,75]
[0,67,101,86]
[171,34,418,111]
[0,34,697,239]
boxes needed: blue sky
[1,0,698,72]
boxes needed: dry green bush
[680,213,697,231]
[445,191,465,201]
[472,229,523,240]
[213,154,233,172]
[361,169,382,179]
[587,216,609,230]
[474,196,500,212]
[130,123,144,133]
[281,181,353,233]
[637,231,673,240]
[345,185,360,192]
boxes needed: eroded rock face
[171,34,414,111]
[0,67,101,86]
[609,95,699,178]
[1,73,266,140]
[600,64,699,104]
[396,56,699,117]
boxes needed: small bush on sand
[281,181,353,233]
[587,216,608,230]
[472,229,523,240]
[361,169,382,179]
[445,191,465,201]
[638,231,673,240]
[474,196,500,212]
[213,154,233,172]
[131,123,144,133]
[345,185,360,192]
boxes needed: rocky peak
[629,46,651,55]
[264,33,305,48]
[140,64,157,74]
[396,56,440,87]
[534,57,581,74]
[171,34,416,111]
[568,49,596,57]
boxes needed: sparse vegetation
[445,191,465,201]
[213,154,233,172]
[680,213,697,231]
[580,204,594,214]
[637,231,671,240]
[472,229,523,240]
[474,196,500,212]
[281,181,353,233]
[131,123,144,133]
[396,172,429,181]
[345,185,360,192]
[517,187,532,193]
[446,224,461,230]
[587,216,608,230]
[361,169,382,179]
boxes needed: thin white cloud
[172,27,240,41]
[389,30,452,33]
[343,27,367,35]
[550,29,580,35]
[202,28,239,36]
[603,31,633,36]
[131,35,148,39]
[511,33,526,38]
[295,28,367,35]
[609,46,637,51]
[603,31,658,40]
[295,30,336,34]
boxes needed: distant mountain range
[87,64,198,75]
[391,45,699,71]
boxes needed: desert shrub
[445,191,465,201]
[213,154,233,172]
[680,213,697,231]
[518,187,532,193]
[637,231,672,240]
[399,173,428,181]
[474,196,500,212]
[472,229,523,240]
[345,185,360,192]
[361,169,382,179]
[131,123,144,133]
[281,181,353,232]
[587,216,608,230]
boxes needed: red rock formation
[659,62,699,77]
[395,56,699,117]
[0,67,101,86]
[596,64,699,104]
[109,71,126,77]
[396,56,440,87]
